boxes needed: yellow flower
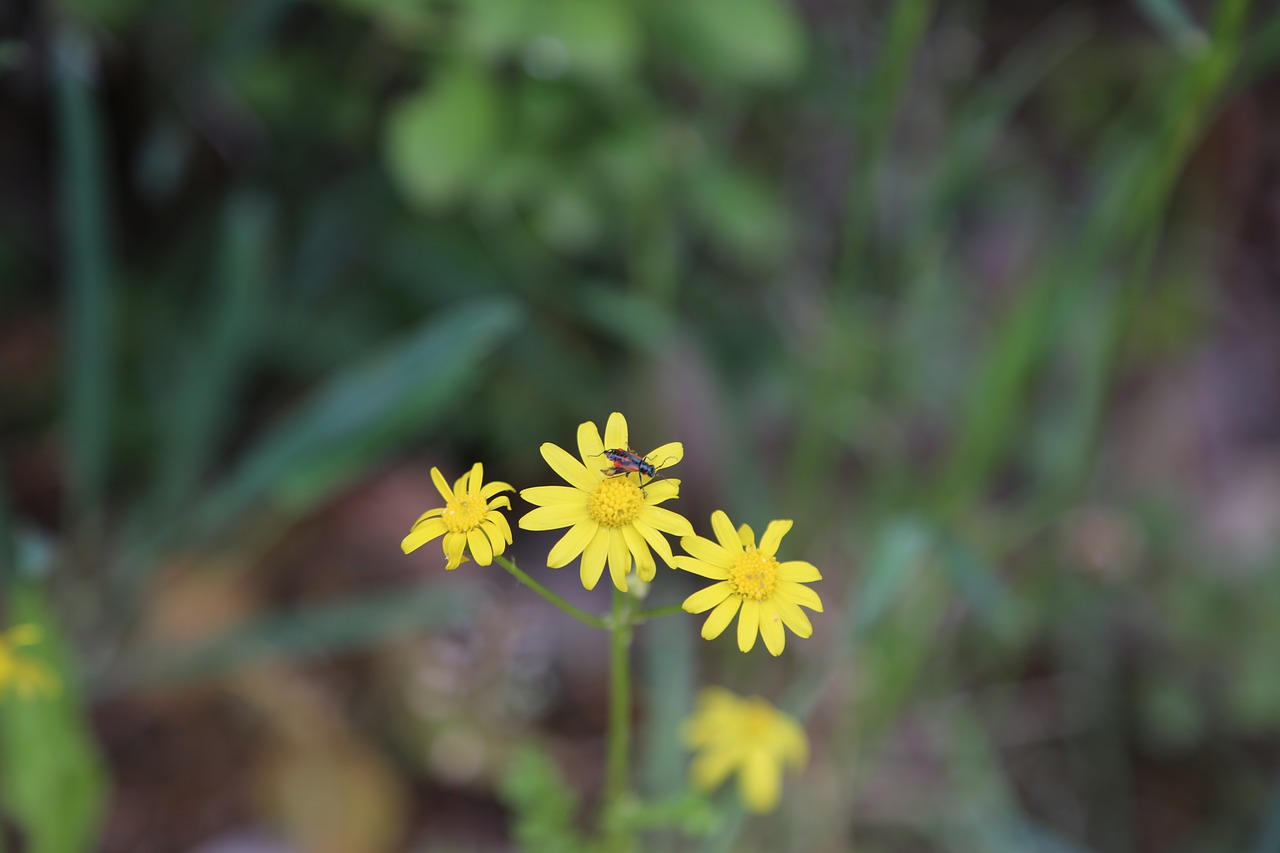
[402,463,514,570]
[519,412,694,592]
[674,511,823,656]
[0,624,60,700]
[683,687,807,813]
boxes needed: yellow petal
[481,521,507,557]
[520,485,586,507]
[5,625,41,646]
[442,531,467,569]
[490,510,513,544]
[690,749,737,793]
[758,602,786,656]
[641,479,680,504]
[480,479,513,500]
[740,752,782,813]
[488,495,512,512]
[683,581,733,613]
[759,520,793,557]
[774,598,814,638]
[700,596,741,640]
[711,511,742,553]
[603,412,628,451]
[466,462,484,495]
[547,519,598,568]
[737,600,760,652]
[431,467,454,502]
[678,535,735,569]
[540,442,598,492]
[412,507,444,525]
[637,505,694,537]
[672,556,730,580]
[738,524,756,548]
[623,526,656,582]
[467,527,493,565]
[778,560,821,583]
[577,419,606,467]
[607,527,631,592]
[580,528,609,590]
[402,517,447,554]
[631,519,675,567]
[645,441,683,469]
[778,582,824,612]
[520,504,586,531]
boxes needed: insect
[598,447,675,491]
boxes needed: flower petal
[737,600,760,652]
[6,625,41,646]
[412,507,444,525]
[442,531,467,569]
[759,520,793,557]
[774,598,813,638]
[711,511,743,553]
[778,582,824,613]
[701,596,742,640]
[603,412,628,451]
[740,752,782,813]
[758,602,786,656]
[402,517,447,554]
[519,504,586,531]
[466,462,484,495]
[637,505,694,537]
[738,524,756,548]
[480,480,514,500]
[607,527,632,592]
[580,528,609,590]
[778,560,822,583]
[645,441,683,469]
[467,527,493,565]
[678,534,735,569]
[488,495,512,511]
[481,520,507,557]
[540,442,598,492]
[690,749,737,793]
[623,526,656,583]
[431,467,455,503]
[547,519,598,568]
[673,556,731,580]
[490,510,513,544]
[631,518,675,567]
[683,581,734,613]
[577,418,606,467]
[641,479,680,504]
[520,485,586,507]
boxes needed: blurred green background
[3,0,1280,850]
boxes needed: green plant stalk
[603,585,635,851]
[494,556,607,630]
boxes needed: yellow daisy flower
[402,463,514,570]
[674,511,823,656]
[0,624,60,699]
[683,687,808,813]
[519,412,694,592]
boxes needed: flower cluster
[0,624,59,700]
[399,411,824,813]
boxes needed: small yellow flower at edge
[683,687,808,813]
[674,510,823,656]
[0,624,60,700]
[518,412,694,592]
[402,463,514,570]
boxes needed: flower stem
[633,602,686,623]
[603,585,634,850]
[493,556,607,630]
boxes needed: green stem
[493,556,608,630]
[603,586,634,850]
[633,603,686,623]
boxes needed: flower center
[587,476,644,528]
[729,548,779,601]
[442,495,486,534]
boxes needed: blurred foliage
[3,0,1280,849]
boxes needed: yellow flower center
[729,548,779,601]
[587,476,644,528]
[442,495,486,534]
[741,704,777,739]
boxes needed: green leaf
[655,0,806,86]
[385,64,501,209]
[0,584,107,853]
[200,298,521,528]
[686,165,789,266]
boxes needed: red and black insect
[598,447,675,491]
